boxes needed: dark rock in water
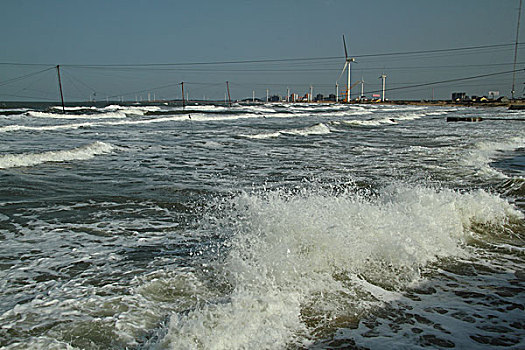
[508,104,525,110]
[446,116,483,122]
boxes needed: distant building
[315,94,324,101]
[452,92,467,101]
[269,95,281,102]
[488,91,500,100]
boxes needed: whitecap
[0,141,114,169]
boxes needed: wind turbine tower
[360,77,365,100]
[337,34,356,103]
[379,73,387,102]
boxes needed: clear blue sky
[1,0,523,101]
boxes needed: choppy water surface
[0,102,523,349]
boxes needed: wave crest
[161,184,522,349]
[0,141,114,169]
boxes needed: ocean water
[0,102,523,349]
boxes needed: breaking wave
[0,141,114,169]
[241,123,331,139]
[26,111,127,119]
[159,184,522,349]
[461,136,525,179]
[338,112,427,127]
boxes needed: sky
[1,0,524,102]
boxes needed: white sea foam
[0,122,94,133]
[50,106,97,111]
[0,141,114,169]
[49,105,164,115]
[101,105,163,115]
[241,123,331,139]
[327,109,374,117]
[26,111,127,119]
[394,112,427,121]
[461,136,525,178]
[184,104,229,112]
[240,131,282,139]
[283,123,331,136]
[241,105,277,114]
[162,185,522,349]
[0,108,30,113]
[337,112,427,127]
[339,118,395,127]
[0,115,190,133]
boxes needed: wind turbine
[336,34,356,103]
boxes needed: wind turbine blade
[337,62,348,82]
[342,35,348,59]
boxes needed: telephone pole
[56,65,65,113]
[512,0,523,99]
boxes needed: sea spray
[161,183,522,349]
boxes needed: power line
[0,66,56,87]
[365,68,525,95]
[105,82,183,99]
[354,43,520,59]
[0,42,522,68]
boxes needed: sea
[0,101,523,349]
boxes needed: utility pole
[226,81,232,107]
[512,0,523,99]
[56,65,65,113]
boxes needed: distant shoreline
[2,99,525,109]
[360,100,525,109]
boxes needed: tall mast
[56,65,65,113]
[512,0,523,99]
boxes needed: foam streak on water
[0,102,523,349]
